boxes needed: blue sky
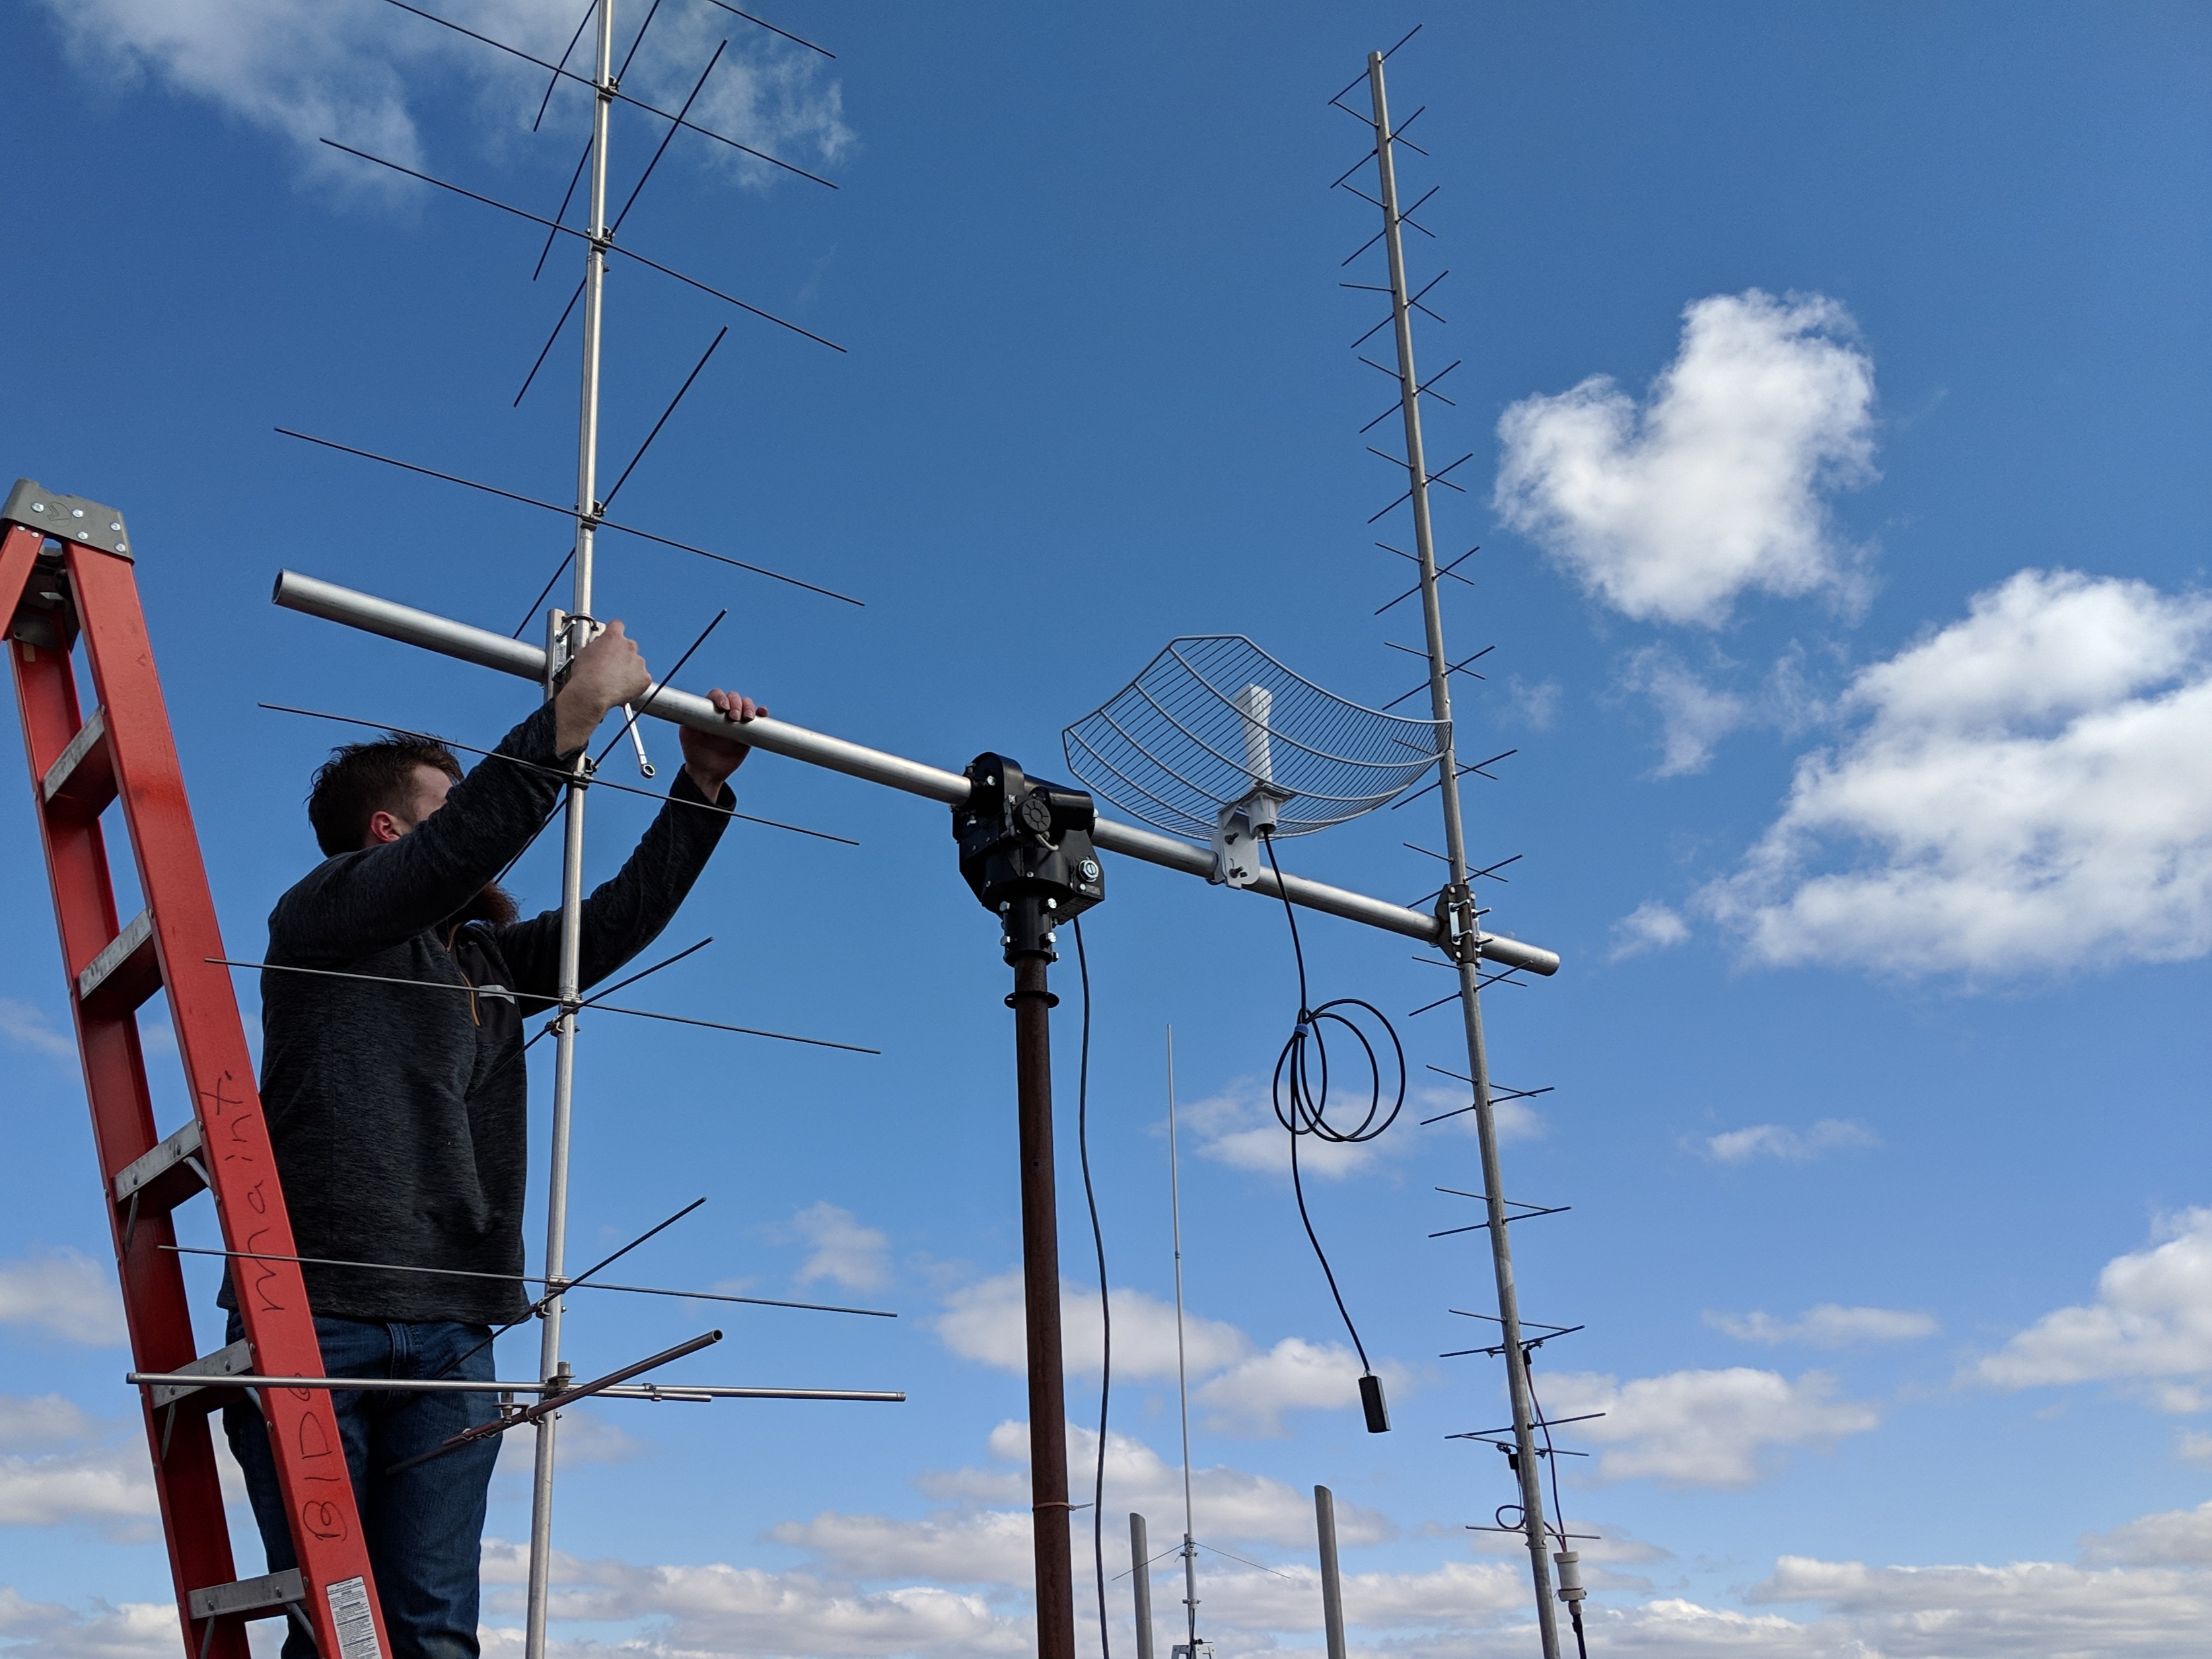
[3,3,2209,1654]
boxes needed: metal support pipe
[269,571,1560,975]
[1131,1512,1156,1659]
[1314,1485,1347,1659]
[127,1371,905,1401]
[1012,953,1076,1659]
[1365,50,1561,1658]
[528,5,616,1654]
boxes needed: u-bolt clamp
[1435,880,1480,964]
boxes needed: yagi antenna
[277,7,873,1658]
[1332,41,1590,1659]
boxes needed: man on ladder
[223,619,762,1658]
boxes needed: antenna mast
[530,3,618,1654]
[1361,46,1563,1657]
[1165,1028,1201,1656]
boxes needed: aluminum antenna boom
[270,570,1561,974]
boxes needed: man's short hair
[306,736,464,856]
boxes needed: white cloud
[478,1535,1026,1658]
[0,1251,128,1347]
[493,1406,646,1485]
[1699,1119,1879,1165]
[1495,289,1876,627]
[1510,675,1563,730]
[919,1419,1390,1551]
[470,1498,2212,1659]
[1621,647,1751,775]
[1195,1338,1408,1438]
[1192,1557,1527,1633]
[1180,1078,1380,1180]
[438,1467,2212,1659]
[1970,1209,2212,1411]
[0,998,73,1061]
[935,1273,1407,1438]
[1541,1367,1880,1487]
[935,1273,1251,1379]
[1706,569,2212,975]
[36,1,850,197]
[2180,1430,2212,1468]
[1707,1304,1939,1348]
[1417,1084,1545,1145]
[1736,1553,2212,1658]
[2080,1500,2212,1567]
[0,1395,157,1536]
[463,1414,1406,1655]
[771,1505,1036,1588]
[0,1588,179,1659]
[782,1201,892,1292]
[1609,901,1690,962]
[0,1395,101,1454]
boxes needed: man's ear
[365,808,407,846]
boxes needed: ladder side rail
[2,525,247,1658]
[65,544,392,1659]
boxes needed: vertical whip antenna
[1166,1028,1202,1656]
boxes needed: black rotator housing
[953,753,1106,963]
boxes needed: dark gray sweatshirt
[239,700,729,1325]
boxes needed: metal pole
[528,5,616,1654]
[1131,1512,1156,1659]
[1365,49,1562,1658]
[1314,1485,1347,1659]
[1166,1030,1200,1654]
[1013,953,1077,1659]
[270,569,1564,976]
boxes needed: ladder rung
[149,1337,252,1410]
[114,1117,207,1211]
[42,707,116,815]
[188,1568,304,1621]
[77,907,159,1011]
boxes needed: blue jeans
[223,1313,505,1659]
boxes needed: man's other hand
[680,689,766,798]
[553,619,653,753]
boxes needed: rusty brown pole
[1012,952,1076,1659]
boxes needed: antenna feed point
[953,753,1104,964]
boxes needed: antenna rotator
[953,753,1105,966]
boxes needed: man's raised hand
[680,688,766,798]
[553,619,654,754]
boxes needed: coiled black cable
[1073,916,1111,1659]
[1261,835,1404,1385]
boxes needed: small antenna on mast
[1164,1028,1210,1659]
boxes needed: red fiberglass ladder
[3,480,390,1658]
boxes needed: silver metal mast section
[528,5,617,1655]
[1365,50,1563,1659]
[1130,1510,1157,1659]
[1165,1029,1199,1653]
[1314,1485,1348,1659]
